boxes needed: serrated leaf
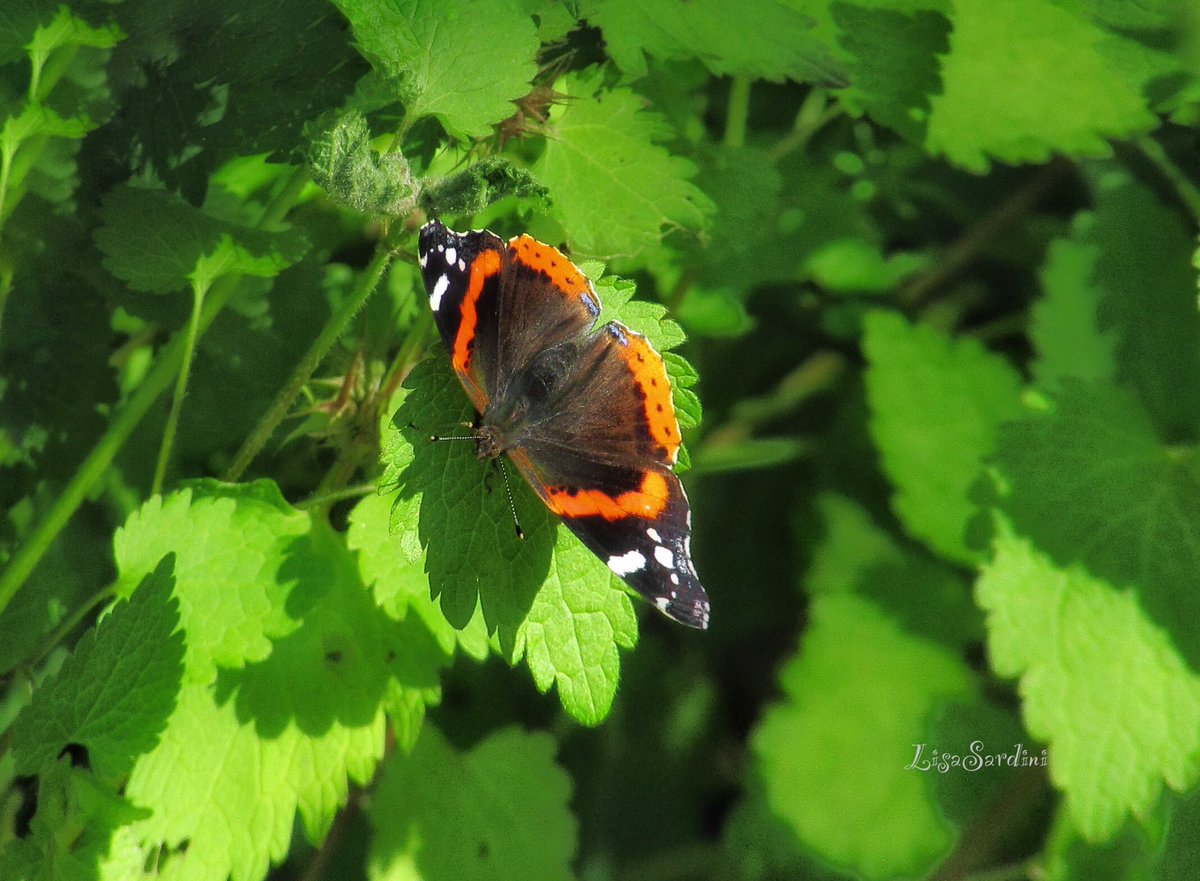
[863,311,1022,562]
[98,479,439,881]
[335,0,539,139]
[833,3,951,143]
[925,0,1158,171]
[581,0,846,83]
[989,380,1200,670]
[304,110,417,216]
[750,593,975,880]
[94,185,307,294]
[532,70,712,259]
[516,528,638,726]
[387,358,641,724]
[27,5,122,58]
[113,480,324,679]
[367,725,576,881]
[390,359,557,642]
[347,489,490,661]
[0,0,58,65]
[11,556,184,779]
[976,528,1200,841]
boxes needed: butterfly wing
[419,221,602,412]
[509,322,710,629]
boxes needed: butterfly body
[418,220,710,629]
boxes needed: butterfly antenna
[405,421,477,443]
[500,459,525,540]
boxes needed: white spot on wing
[445,246,457,265]
[607,550,646,576]
[654,597,671,612]
[646,527,661,543]
[429,275,450,311]
[654,545,675,569]
[670,572,680,585]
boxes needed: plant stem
[151,278,207,494]
[770,87,837,162]
[1136,135,1200,225]
[223,243,394,481]
[0,165,309,619]
[0,275,237,618]
[723,76,751,150]
[899,158,1071,307]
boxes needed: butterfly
[417,220,709,629]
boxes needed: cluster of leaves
[1,0,1199,880]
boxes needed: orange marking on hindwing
[619,332,680,464]
[545,471,669,521]
[509,234,596,304]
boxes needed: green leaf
[749,593,975,880]
[418,155,549,218]
[989,381,1200,671]
[1031,214,1118,389]
[833,3,951,143]
[388,358,640,724]
[27,5,122,59]
[0,103,92,148]
[347,489,490,662]
[98,480,437,881]
[803,493,981,650]
[925,0,1158,171]
[11,556,184,778]
[532,70,713,259]
[1086,168,1200,441]
[517,527,638,726]
[976,528,1200,842]
[304,110,417,216]
[581,0,846,84]
[93,185,307,294]
[367,724,576,881]
[335,0,540,139]
[0,759,149,881]
[0,0,58,65]
[113,480,324,680]
[863,311,1023,562]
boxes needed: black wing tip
[655,591,711,630]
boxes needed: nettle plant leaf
[93,185,308,294]
[750,593,977,880]
[863,311,1023,564]
[99,479,443,881]
[335,0,539,139]
[10,555,184,779]
[368,724,576,881]
[581,0,846,84]
[305,110,417,216]
[924,0,1158,171]
[532,70,713,259]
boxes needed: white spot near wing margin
[607,550,646,576]
[654,545,675,569]
[429,275,450,310]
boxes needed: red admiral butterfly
[418,220,710,629]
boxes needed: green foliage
[367,725,576,880]
[2,0,1200,880]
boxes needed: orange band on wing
[509,234,594,299]
[620,333,680,463]
[546,471,669,521]
[452,249,503,375]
